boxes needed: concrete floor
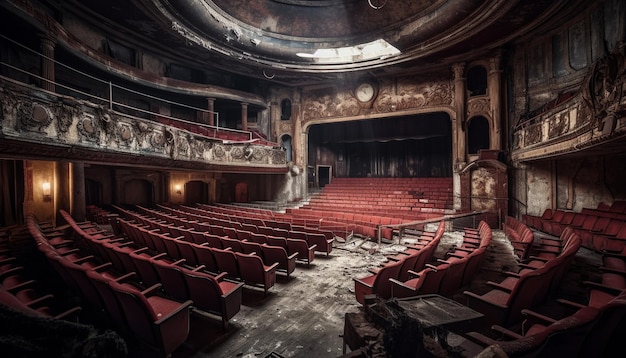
[162,226,601,358]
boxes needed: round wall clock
[355,82,376,102]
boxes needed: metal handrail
[0,34,274,142]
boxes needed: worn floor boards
[168,227,601,358]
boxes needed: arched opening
[280,99,292,120]
[122,179,153,206]
[467,65,488,96]
[281,134,293,162]
[467,116,491,155]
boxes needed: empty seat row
[466,288,626,357]
[390,221,492,299]
[463,229,582,327]
[28,213,190,357]
[353,221,446,304]
[522,202,626,252]
[58,210,247,328]
[116,218,280,292]
[503,216,535,260]
[130,205,324,261]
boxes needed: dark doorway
[85,178,103,207]
[185,181,208,205]
[235,182,248,202]
[123,179,153,206]
[317,165,331,187]
[467,116,490,154]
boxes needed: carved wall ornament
[18,102,53,131]
[272,148,286,163]
[149,130,166,149]
[77,113,100,143]
[548,112,570,138]
[214,144,226,159]
[582,49,625,128]
[375,79,453,113]
[467,98,490,116]
[245,146,255,161]
[53,104,77,137]
[176,136,190,159]
[526,124,542,145]
[231,146,245,160]
[133,120,151,145]
[249,147,261,163]
[116,123,133,147]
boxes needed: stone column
[241,103,248,131]
[71,162,86,221]
[452,63,466,211]
[452,62,466,162]
[39,35,56,92]
[207,98,215,126]
[488,53,503,150]
[55,162,71,226]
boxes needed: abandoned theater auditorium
[1,0,626,357]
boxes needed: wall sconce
[174,184,182,195]
[42,181,52,201]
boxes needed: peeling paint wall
[519,154,626,217]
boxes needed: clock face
[355,82,375,102]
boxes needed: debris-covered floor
[170,226,601,358]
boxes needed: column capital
[452,62,466,79]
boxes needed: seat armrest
[141,283,163,296]
[353,277,374,289]
[556,298,586,309]
[154,300,193,325]
[583,281,623,295]
[490,325,523,339]
[213,272,228,281]
[486,281,513,293]
[521,309,557,326]
[599,266,626,276]
[265,262,280,272]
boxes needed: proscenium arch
[305,111,454,178]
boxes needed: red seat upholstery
[353,259,404,305]
[234,252,278,295]
[108,279,192,356]
[260,244,297,277]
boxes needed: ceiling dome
[148,0,565,75]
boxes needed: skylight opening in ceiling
[296,39,400,64]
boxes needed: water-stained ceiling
[46,0,582,85]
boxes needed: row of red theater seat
[522,201,626,252]
[353,221,445,304]
[201,202,358,240]
[193,203,339,242]
[1,221,82,320]
[162,204,334,256]
[59,209,248,328]
[30,212,192,357]
[389,221,492,301]
[466,227,626,356]
[503,216,535,260]
[125,205,319,264]
[463,228,582,328]
[118,218,278,287]
[115,209,290,286]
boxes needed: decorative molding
[0,78,287,172]
[511,47,626,162]
[301,75,453,121]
